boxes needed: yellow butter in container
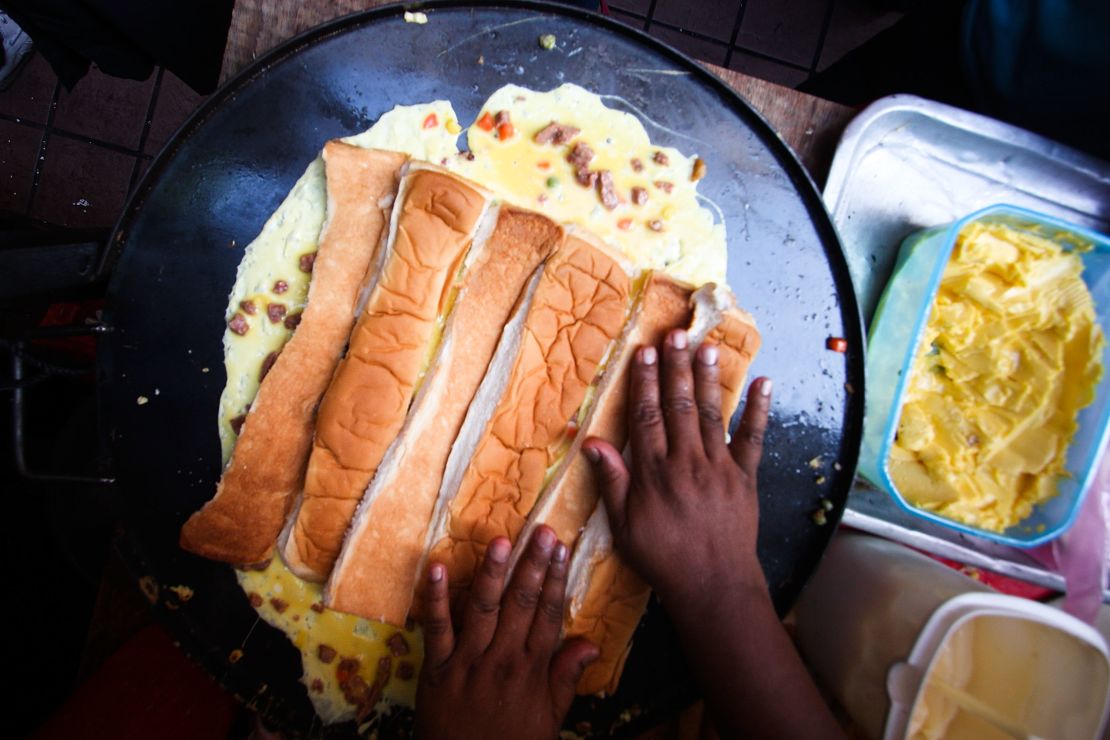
[889,220,1104,532]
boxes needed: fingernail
[536,527,556,552]
[671,329,688,350]
[583,446,600,463]
[699,344,718,366]
[554,542,568,563]
[760,378,773,397]
[489,539,510,563]
[640,346,657,366]
[429,563,444,582]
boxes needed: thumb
[549,638,600,717]
[582,439,630,531]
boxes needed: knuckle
[422,616,452,638]
[633,399,663,426]
[510,587,541,611]
[469,595,500,616]
[663,395,696,416]
[696,400,723,425]
[538,597,564,623]
[744,428,765,447]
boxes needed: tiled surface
[653,0,739,42]
[650,23,730,67]
[0,2,902,231]
[145,71,206,157]
[0,59,208,230]
[0,52,56,125]
[0,120,42,212]
[817,0,904,71]
[736,0,833,67]
[52,69,155,150]
[29,135,136,228]
[729,48,812,89]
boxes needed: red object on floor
[31,625,237,740]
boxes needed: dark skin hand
[583,329,844,740]
[416,526,598,740]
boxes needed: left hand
[415,526,599,740]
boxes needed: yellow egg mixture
[889,221,1104,532]
[219,84,726,726]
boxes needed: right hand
[582,328,773,607]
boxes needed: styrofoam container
[859,204,1110,547]
[884,592,1110,740]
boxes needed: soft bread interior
[180,142,407,564]
[281,163,494,581]
[325,207,564,623]
[423,230,632,595]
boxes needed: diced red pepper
[476,112,495,131]
[422,113,438,129]
[497,122,514,141]
[826,337,848,353]
[617,218,633,231]
[536,160,550,170]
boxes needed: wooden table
[219,0,854,185]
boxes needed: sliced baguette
[325,207,564,622]
[281,162,493,581]
[180,142,407,564]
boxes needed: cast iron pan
[98,2,865,736]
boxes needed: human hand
[582,328,772,609]
[415,526,599,740]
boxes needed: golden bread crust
[285,167,490,580]
[179,142,407,564]
[427,232,632,593]
[325,208,563,622]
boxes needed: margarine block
[325,207,564,622]
[558,281,761,696]
[862,204,1110,546]
[180,142,408,564]
[281,162,494,581]
[423,229,631,595]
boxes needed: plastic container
[859,204,1110,547]
[793,533,991,738]
[884,593,1110,740]
[793,533,1110,740]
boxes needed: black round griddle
[98,2,865,737]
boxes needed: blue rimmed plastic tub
[859,204,1110,547]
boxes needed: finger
[661,329,702,457]
[694,342,728,460]
[549,638,600,717]
[582,438,630,532]
[491,527,557,653]
[420,562,454,669]
[629,345,666,467]
[527,540,570,656]
[455,537,511,659]
[729,377,772,481]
